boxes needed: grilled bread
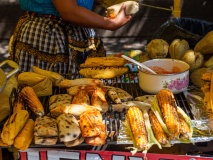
[49,94,73,111]
[34,136,58,145]
[106,86,133,103]
[50,104,100,118]
[64,136,85,147]
[34,116,58,137]
[57,114,81,142]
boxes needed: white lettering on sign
[112,155,125,160]
[47,151,80,160]
[85,152,103,160]
[129,156,144,160]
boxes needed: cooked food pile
[0,69,193,153]
[124,89,193,153]
[1,29,213,153]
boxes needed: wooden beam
[173,0,181,17]
[0,149,2,160]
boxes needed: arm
[52,0,132,31]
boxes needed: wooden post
[173,0,181,17]
[0,149,2,160]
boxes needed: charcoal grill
[8,72,213,155]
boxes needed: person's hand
[53,0,132,31]
[107,4,132,31]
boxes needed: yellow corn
[177,110,191,140]
[20,86,44,116]
[126,106,148,150]
[148,109,169,145]
[13,95,25,113]
[156,89,180,140]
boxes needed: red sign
[19,149,212,160]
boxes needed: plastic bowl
[138,58,190,94]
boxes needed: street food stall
[1,0,213,160]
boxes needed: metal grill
[8,72,199,151]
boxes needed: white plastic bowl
[138,58,190,94]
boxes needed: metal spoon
[121,55,157,74]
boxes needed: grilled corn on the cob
[156,89,180,140]
[126,106,148,150]
[148,109,169,145]
[177,109,191,140]
[13,95,25,113]
[20,86,44,116]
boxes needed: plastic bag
[150,17,213,48]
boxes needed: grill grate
[9,72,197,150]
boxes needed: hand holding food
[106,1,139,19]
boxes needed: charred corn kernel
[13,95,25,113]
[20,86,44,116]
[148,109,169,145]
[126,106,148,150]
[156,89,180,140]
[177,110,191,140]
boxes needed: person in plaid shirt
[9,0,132,74]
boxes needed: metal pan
[0,60,19,93]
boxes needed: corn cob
[13,95,25,113]
[177,109,191,140]
[14,119,35,150]
[126,106,148,150]
[156,89,180,140]
[32,66,64,86]
[20,86,44,116]
[148,109,169,145]
[18,72,46,86]
[209,69,213,113]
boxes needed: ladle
[121,55,157,74]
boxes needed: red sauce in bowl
[146,66,181,74]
